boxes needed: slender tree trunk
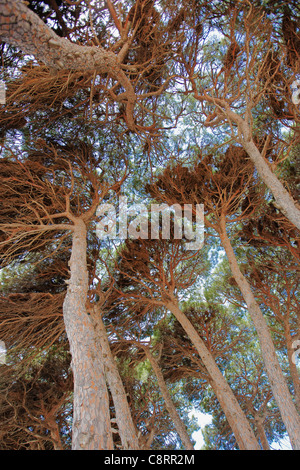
[47,413,64,450]
[91,309,140,450]
[240,133,300,231]
[143,346,194,450]
[63,219,113,450]
[219,216,300,450]
[217,105,300,231]
[166,300,261,450]
[192,90,300,230]
[284,320,300,412]
[255,418,270,451]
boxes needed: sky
[189,409,293,450]
[189,410,212,449]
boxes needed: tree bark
[197,94,300,231]
[166,300,261,450]
[143,346,194,450]
[284,319,300,412]
[219,216,300,450]
[240,137,300,231]
[0,0,136,129]
[91,309,140,450]
[224,104,300,230]
[255,417,270,451]
[63,219,113,450]
[0,1,115,72]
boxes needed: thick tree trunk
[91,309,140,450]
[0,1,115,72]
[166,300,261,450]
[143,346,194,450]
[63,219,113,450]
[219,217,300,450]
[0,0,121,75]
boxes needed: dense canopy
[0,0,299,451]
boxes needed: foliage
[0,0,299,450]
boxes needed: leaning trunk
[143,346,194,450]
[63,219,113,450]
[166,300,261,450]
[241,137,300,231]
[219,217,300,450]
[284,319,300,412]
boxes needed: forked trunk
[284,320,300,412]
[166,301,261,450]
[63,219,113,450]
[91,310,140,449]
[219,218,300,450]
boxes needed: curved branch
[0,0,136,129]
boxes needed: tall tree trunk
[254,417,270,451]
[166,300,261,450]
[143,346,194,450]
[63,219,113,450]
[210,100,300,231]
[91,309,140,450]
[219,216,300,450]
[284,319,300,412]
[240,131,300,231]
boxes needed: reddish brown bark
[91,309,140,449]
[166,300,261,450]
[143,346,194,450]
[219,215,300,450]
[63,219,113,450]
[0,0,136,129]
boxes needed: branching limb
[0,0,137,129]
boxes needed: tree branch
[0,0,137,129]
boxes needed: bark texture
[63,219,113,450]
[0,1,115,72]
[0,0,136,128]
[166,300,261,450]
[241,136,300,231]
[285,322,300,413]
[200,99,300,231]
[91,310,140,450]
[219,217,300,450]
